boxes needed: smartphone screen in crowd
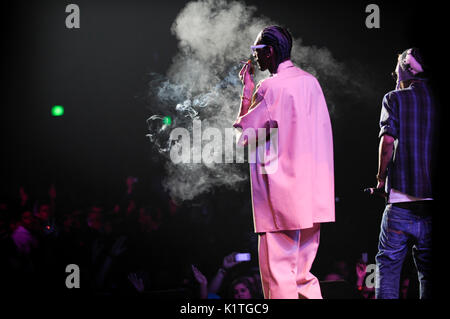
[235,253,251,262]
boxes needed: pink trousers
[258,223,322,299]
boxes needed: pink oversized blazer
[234,60,335,233]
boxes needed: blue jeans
[375,202,432,299]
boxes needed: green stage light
[51,105,64,117]
[163,116,172,125]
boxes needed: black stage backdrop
[1,0,446,304]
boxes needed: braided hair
[258,25,293,66]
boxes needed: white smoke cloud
[146,0,369,202]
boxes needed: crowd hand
[92,239,105,262]
[19,187,28,205]
[126,176,138,193]
[128,273,145,293]
[110,236,127,257]
[49,184,56,200]
[223,252,241,270]
[356,262,367,281]
[191,265,208,286]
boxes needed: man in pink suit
[234,26,335,299]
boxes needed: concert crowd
[0,177,416,298]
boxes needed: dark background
[1,0,445,296]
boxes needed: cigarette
[239,59,252,64]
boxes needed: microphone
[364,187,386,196]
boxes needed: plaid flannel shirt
[379,80,436,199]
